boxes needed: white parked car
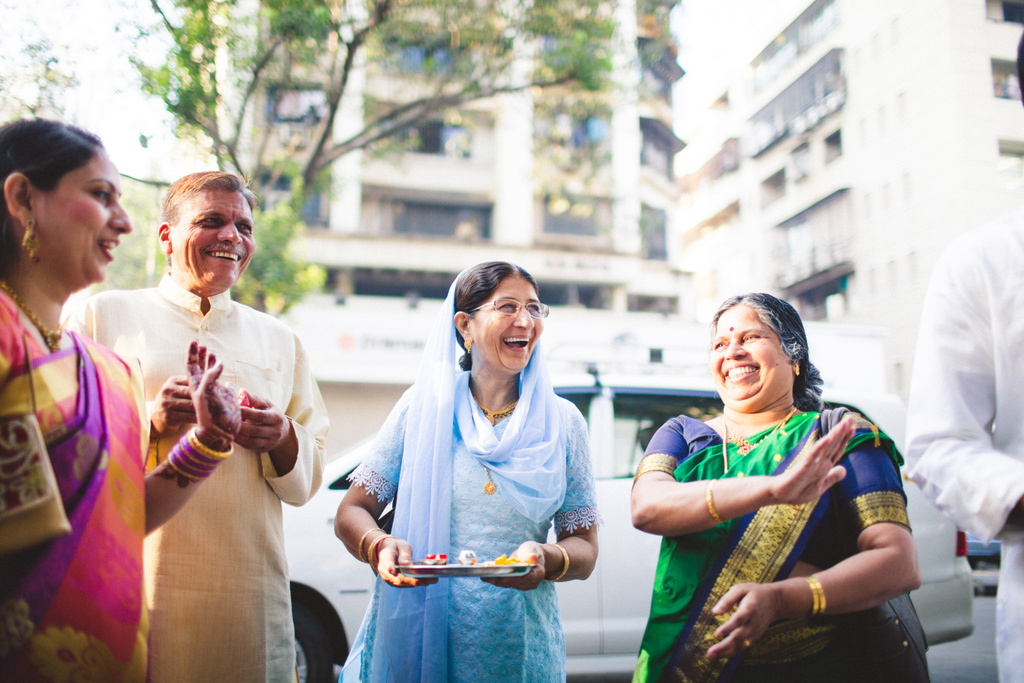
[284,372,974,683]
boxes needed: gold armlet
[633,453,677,484]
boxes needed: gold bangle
[187,428,232,460]
[805,575,826,616]
[357,528,383,562]
[547,543,570,581]
[706,480,724,525]
[367,533,394,567]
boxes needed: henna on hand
[186,342,242,450]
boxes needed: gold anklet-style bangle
[366,533,394,567]
[357,528,384,562]
[547,543,570,581]
[706,480,724,524]
[805,575,826,616]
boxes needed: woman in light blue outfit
[334,261,601,683]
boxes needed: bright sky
[1,0,189,181]
[672,0,811,171]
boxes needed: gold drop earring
[22,217,40,263]
[464,338,472,354]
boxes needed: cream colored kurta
[905,208,1024,683]
[68,275,328,683]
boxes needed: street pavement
[929,591,998,682]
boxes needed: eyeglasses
[473,298,550,319]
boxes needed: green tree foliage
[134,0,618,200]
[232,202,327,316]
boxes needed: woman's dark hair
[710,292,824,411]
[454,261,540,371]
[0,119,105,277]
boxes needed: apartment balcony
[775,241,854,294]
[302,230,685,299]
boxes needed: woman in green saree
[630,293,922,682]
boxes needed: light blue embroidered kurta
[349,395,599,683]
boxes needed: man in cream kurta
[68,171,328,682]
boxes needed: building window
[993,59,1022,101]
[543,195,610,237]
[640,205,668,260]
[268,87,328,125]
[388,200,491,239]
[1004,1,1024,23]
[408,121,471,158]
[999,142,1024,191]
[749,49,845,155]
[639,118,684,180]
[792,143,811,181]
[825,129,842,163]
[761,169,786,206]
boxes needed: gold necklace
[0,279,62,352]
[474,398,518,426]
[473,396,517,495]
[482,466,497,495]
[722,407,798,473]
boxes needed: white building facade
[299,0,690,316]
[679,0,1024,394]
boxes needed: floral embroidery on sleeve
[555,506,604,534]
[347,465,396,503]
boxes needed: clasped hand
[150,346,289,453]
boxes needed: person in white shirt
[905,30,1024,683]
[67,171,329,682]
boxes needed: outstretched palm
[186,341,241,451]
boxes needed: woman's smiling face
[710,305,796,415]
[460,275,544,379]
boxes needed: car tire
[294,601,335,683]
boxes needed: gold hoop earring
[22,217,40,264]
[464,339,472,355]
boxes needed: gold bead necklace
[0,279,62,352]
[475,398,518,425]
[722,407,798,473]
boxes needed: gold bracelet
[805,575,826,616]
[357,528,383,562]
[366,533,394,567]
[547,543,570,581]
[706,480,724,525]
[187,428,232,460]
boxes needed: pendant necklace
[0,279,62,352]
[722,407,798,473]
[473,396,518,494]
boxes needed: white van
[283,372,974,683]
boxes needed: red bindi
[729,327,734,331]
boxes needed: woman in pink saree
[0,119,241,682]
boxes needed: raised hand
[769,416,854,505]
[187,341,241,451]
